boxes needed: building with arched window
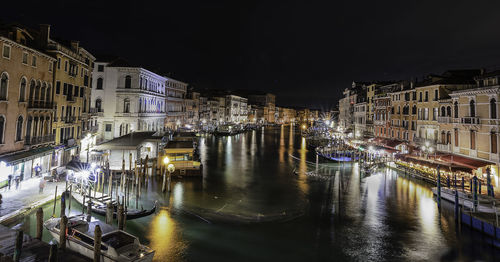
[0,23,57,182]
[91,57,167,142]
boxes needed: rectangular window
[63,83,67,95]
[57,58,61,69]
[49,61,53,72]
[22,52,28,64]
[74,86,79,97]
[492,133,498,154]
[56,81,61,94]
[470,131,475,150]
[98,65,104,72]
[80,87,84,97]
[105,124,112,132]
[64,61,68,72]
[2,44,11,58]
[31,56,37,67]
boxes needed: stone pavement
[0,178,67,224]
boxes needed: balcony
[66,95,76,103]
[437,116,451,123]
[28,101,54,110]
[89,108,104,117]
[437,143,451,152]
[460,117,480,125]
[65,116,76,124]
[374,120,386,126]
[24,134,55,146]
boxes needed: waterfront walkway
[0,179,66,224]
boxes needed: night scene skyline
[1,1,500,261]
[4,0,500,108]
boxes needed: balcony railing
[24,134,55,146]
[437,116,451,123]
[437,143,451,152]
[65,116,76,123]
[460,117,480,125]
[28,101,54,109]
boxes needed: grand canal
[10,126,500,261]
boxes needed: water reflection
[148,209,186,260]
[7,126,499,261]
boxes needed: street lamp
[162,156,170,192]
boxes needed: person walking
[39,178,46,193]
[34,164,41,177]
[15,176,20,190]
[7,174,12,190]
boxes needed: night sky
[4,1,500,109]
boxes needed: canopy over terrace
[395,153,491,174]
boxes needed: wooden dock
[0,225,90,262]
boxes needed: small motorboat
[44,215,154,261]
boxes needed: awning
[0,146,54,166]
[436,154,494,170]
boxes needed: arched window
[454,101,458,118]
[34,81,40,102]
[447,106,451,117]
[19,77,26,102]
[96,78,103,90]
[95,99,102,111]
[0,116,4,143]
[441,107,446,117]
[125,75,131,88]
[16,116,23,141]
[29,80,35,103]
[46,84,51,103]
[490,98,497,119]
[40,83,46,103]
[124,98,130,113]
[470,100,475,117]
[0,73,8,100]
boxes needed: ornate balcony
[437,116,451,123]
[27,101,54,110]
[24,134,55,146]
[460,117,480,125]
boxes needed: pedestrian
[39,178,46,193]
[34,163,41,177]
[7,174,12,190]
[15,176,20,190]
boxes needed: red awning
[436,154,494,170]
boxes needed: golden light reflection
[148,209,186,261]
[279,125,285,162]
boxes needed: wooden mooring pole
[36,207,43,240]
[59,215,68,250]
[52,186,58,216]
[13,230,23,262]
[105,202,113,225]
[94,225,102,262]
[48,241,58,262]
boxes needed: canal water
[9,126,500,261]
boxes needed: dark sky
[4,0,500,109]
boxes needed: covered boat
[44,215,154,261]
[71,191,157,220]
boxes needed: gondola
[71,191,157,220]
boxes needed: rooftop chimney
[39,24,50,48]
[71,40,79,51]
